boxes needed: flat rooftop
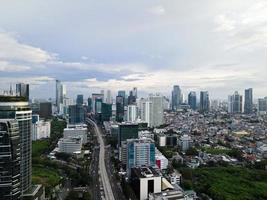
[0,95,27,102]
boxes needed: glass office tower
[0,119,21,199]
[0,96,32,194]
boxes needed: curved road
[87,118,115,200]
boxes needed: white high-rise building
[56,80,66,113]
[228,91,243,113]
[106,90,112,104]
[127,104,138,122]
[140,100,152,126]
[149,94,164,127]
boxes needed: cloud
[148,5,166,16]
[0,32,53,63]
[214,1,267,51]
[0,61,31,72]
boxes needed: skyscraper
[16,83,29,101]
[128,90,136,105]
[87,97,92,112]
[140,100,152,125]
[0,96,32,194]
[188,91,197,110]
[56,80,66,112]
[149,94,164,127]
[228,91,243,113]
[132,87,138,98]
[258,97,267,114]
[244,88,253,114]
[106,90,112,104]
[76,94,84,105]
[0,119,21,199]
[200,91,210,112]
[91,93,104,113]
[116,96,124,122]
[126,138,155,175]
[127,104,138,122]
[171,85,182,110]
[68,105,85,124]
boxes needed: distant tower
[172,85,182,110]
[200,91,210,112]
[16,83,29,101]
[133,87,138,98]
[149,94,164,127]
[244,88,253,114]
[76,94,84,105]
[228,91,243,113]
[127,105,138,122]
[106,90,112,104]
[188,91,197,110]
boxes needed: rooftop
[0,95,27,102]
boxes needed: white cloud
[214,0,267,51]
[148,5,166,16]
[0,61,31,72]
[0,32,53,63]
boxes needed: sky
[0,0,266,100]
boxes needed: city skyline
[0,0,266,99]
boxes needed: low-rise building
[63,124,88,144]
[58,137,82,154]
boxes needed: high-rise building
[76,94,83,105]
[106,90,112,104]
[140,100,152,126]
[228,91,243,113]
[39,102,52,118]
[118,90,126,98]
[101,103,112,122]
[126,138,155,174]
[244,88,253,114]
[258,97,267,114]
[0,96,32,194]
[118,123,139,145]
[68,105,85,124]
[91,93,104,113]
[87,97,92,112]
[100,90,105,102]
[188,91,197,110]
[95,98,102,114]
[128,91,136,105]
[0,119,21,199]
[116,96,124,122]
[133,87,138,98]
[56,80,66,112]
[16,83,29,101]
[200,91,210,112]
[149,94,164,127]
[127,104,138,122]
[118,90,126,106]
[171,85,182,110]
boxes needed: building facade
[244,88,253,114]
[0,119,21,199]
[200,91,210,112]
[188,91,197,110]
[0,96,32,194]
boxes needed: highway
[87,118,115,200]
